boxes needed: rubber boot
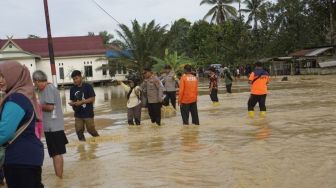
[260,111,266,118]
[248,111,255,118]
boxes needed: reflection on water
[77,143,98,161]
[43,76,336,188]
[180,127,200,152]
[60,85,128,114]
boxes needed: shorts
[44,130,68,157]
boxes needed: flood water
[42,75,336,188]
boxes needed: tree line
[28,0,336,76]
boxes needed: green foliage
[104,1,335,75]
[150,49,196,73]
[200,0,238,24]
[116,19,168,75]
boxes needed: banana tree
[150,49,197,74]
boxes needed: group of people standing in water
[120,61,269,127]
[0,60,268,187]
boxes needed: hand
[68,102,74,106]
[74,101,84,106]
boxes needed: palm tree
[235,0,242,20]
[150,49,196,73]
[241,0,266,29]
[200,0,237,24]
[116,19,168,75]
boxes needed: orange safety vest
[249,71,269,95]
[178,73,198,104]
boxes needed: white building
[0,36,126,85]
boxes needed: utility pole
[43,0,58,87]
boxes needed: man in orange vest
[178,64,199,125]
[248,61,270,117]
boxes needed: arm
[248,72,254,84]
[209,77,214,93]
[73,84,96,106]
[178,77,185,105]
[119,81,130,93]
[154,79,164,102]
[41,104,54,112]
[0,102,25,145]
[41,84,55,112]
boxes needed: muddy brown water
[40,75,336,188]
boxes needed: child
[119,79,142,125]
[208,67,219,106]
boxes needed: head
[184,64,192,73]
[32,70,48,90]
[143,68,152,79]
[71,70,83,86]
[0,61,40,118]
[164,64,171,74]
[255,61,263,68]
[0,61,31,93]
[208,67,216,75]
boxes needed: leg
[4,165,44,188]
[45,131,68,178]
[153,103,162,125]
[258,94,267,111]
[180,103,190,125]
[162,93,169,106]
[147,103,156,123]
[227,84,232,93]
[75,118,86,141]
[52,155,64,178]
[248,94,258,111]
[170,91,177,109]
[210,89,218,102]
[127,108,135,125]
[134,104,142,125]
[190,102,200,125]
[84,118,99,137]
[257,94,267,117]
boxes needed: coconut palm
[240,0,266,29]
[116,19,168,75]
[200,0,237,24]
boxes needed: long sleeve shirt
[178,73,198,104]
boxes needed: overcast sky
[0,0,271,40]
[0,0,208,39]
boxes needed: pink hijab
[0,61,40,119]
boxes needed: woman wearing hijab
[0,61,44,188]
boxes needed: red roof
[0,36,106,58]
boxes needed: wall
[36,55,111,85]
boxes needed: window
[102,64,107,76]
[84,66,93,77]
[59,67,64,79]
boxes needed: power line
[91,0,121,25]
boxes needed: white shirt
[121,83,141,108]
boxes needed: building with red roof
[0,35,115,85]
